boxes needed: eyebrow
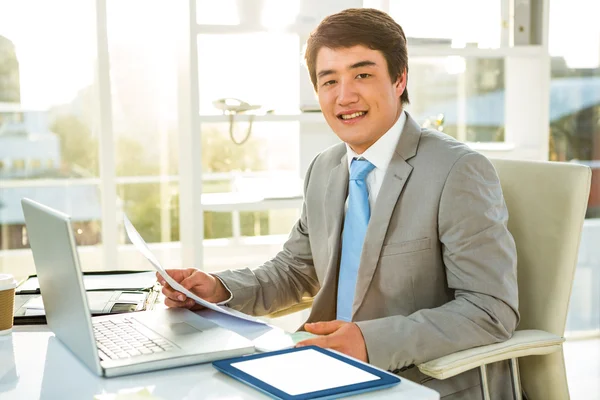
[317,60,377,79]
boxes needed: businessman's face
[315,45,406,154]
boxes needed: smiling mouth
[338,111,367,120]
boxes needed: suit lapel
[352,113,422,318]
[325,153,349,260]
[309,154,348,322]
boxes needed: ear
[394,69,407,98]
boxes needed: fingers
[160,272,194,303]
[180,270,211,291]
[158,268,213,308]
[158,268,197,285]
[297,320,347,349]
[296,335,331,349]
[297,322,367,362]
[304,320,346,335]
[180,270,219,300]
[188,302,206,311]
[164,294,206,310]
[157,268,195,297]
[165,268,192,282]
[156,270,179,288]
[161,284,187,302]
[164,297,196,309]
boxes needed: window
[199,122,301,242]
[406,57,505,142]
[196,0,239,26]
[197,33,300,114]
[195,23,302,240]
[0,0,101,278]
[390,0,502,49]
[105,0,181,269]
[389,0,548,152]
[12,159,25,170]
[549,0,600,336]
[21,226,27,247]
[193,31,303,268]
[0,1,564,284]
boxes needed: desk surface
[0,312,440,400]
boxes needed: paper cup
[0,274,17,335]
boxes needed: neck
[349,108,403,154]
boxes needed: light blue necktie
[336,158,376,321]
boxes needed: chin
[340,136,369,150]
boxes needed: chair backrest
[491,158,591,400]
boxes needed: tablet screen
[231,348,380,396]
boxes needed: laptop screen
[21,198,103,376]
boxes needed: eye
[356,73,371,79]
[322,80,336,87]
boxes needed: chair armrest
[417,329,564,380]
[265,297,314,319]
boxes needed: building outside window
[0,0,102,271]
[548,0,600,336]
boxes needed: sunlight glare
[261,0,300,30]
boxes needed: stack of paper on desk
[16,271,158,294]
[14,270,159,323]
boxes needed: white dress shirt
[345,111,406,211]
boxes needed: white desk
[0,311,440,400]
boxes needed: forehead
[315,45,386,71]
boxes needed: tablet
[212,345,401,400]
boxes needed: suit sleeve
[356,152,520,371]
[212,156,321,316]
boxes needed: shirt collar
[346,110,406,172]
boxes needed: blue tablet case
[212,345,401,400]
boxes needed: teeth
[340,111,365,120]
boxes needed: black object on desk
[14,270,161,325]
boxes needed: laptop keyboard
[93,318,175,361]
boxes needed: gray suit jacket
[216,112,519,399]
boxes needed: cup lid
[0,274,16,291]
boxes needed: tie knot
[349,158,375,181]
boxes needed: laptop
[21,198,255,377]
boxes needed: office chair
[417,159,591,399]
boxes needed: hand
[296,320,368,363]
[156,268,229,310]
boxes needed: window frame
[0,0,552,274]
[129,0,551,271]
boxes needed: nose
[337,79,359,106]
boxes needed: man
[158,8,519,399]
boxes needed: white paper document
[82,272,157,291]
[23,292,119,314]
[24,296,45,309]
[24,308,45,316]
[17,271,157,293]
[123,214,267,325]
